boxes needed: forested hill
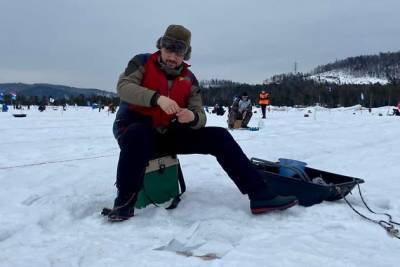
[0,83,116,98]
[199,50,400,107]
[311,51,400,82]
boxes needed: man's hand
[176,108,195,123]
[157,95,180,115]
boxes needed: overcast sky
[1,0,400,92]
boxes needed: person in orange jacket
[258,90,270,119]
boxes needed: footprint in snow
[22,194,43,206]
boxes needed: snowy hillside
[310,51,400,85]
[310,71,389,85]
[0,106,399,266]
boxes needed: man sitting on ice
[106,25,298,222]
[228,92,253,128]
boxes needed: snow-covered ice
[0,105,399,267]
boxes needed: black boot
[107,191,137,222]
[248,185,298,214]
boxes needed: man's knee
[119,123,153,148]
[204,127,234,145]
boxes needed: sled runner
[227,120,260,131]
[228,120,259,130]
[12,114,27,118]
[228,127,260,131]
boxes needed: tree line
[1,94,119,107]
[2,76,399,109]
[200,75,400,108]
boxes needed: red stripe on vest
[128,52,192,128]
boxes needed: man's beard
[158,57,183,78]
[165,60,178,68]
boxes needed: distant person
[2,104,8,112]
[106,24,297,221]
[238,93,253,127]
[216,105,225,116]
[228,92,253,128]
[108,103,116,114]
[393,101,400,116]
[26,101,31,110]
[212,104,225,116]
[38,104,46,112]
[228,95,240,128]
[258,90,270,119]
[212,104,218,113]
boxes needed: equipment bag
[251,157,364,207]
[135,155,186,209]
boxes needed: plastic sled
[12,114,27,118]
[251,158,364,206]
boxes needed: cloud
[1,0,400,90]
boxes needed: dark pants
[261,105,267,118]
[115,123,266,195]
[228,110,252,128]
[241,111,252,127]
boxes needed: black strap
[166,164,186,209]
[356,184,400,226]
[340,184,400,239]
[177,163,186,194]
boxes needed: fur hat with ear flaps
[156,24,192,61]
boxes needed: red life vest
[128,52,193,128]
